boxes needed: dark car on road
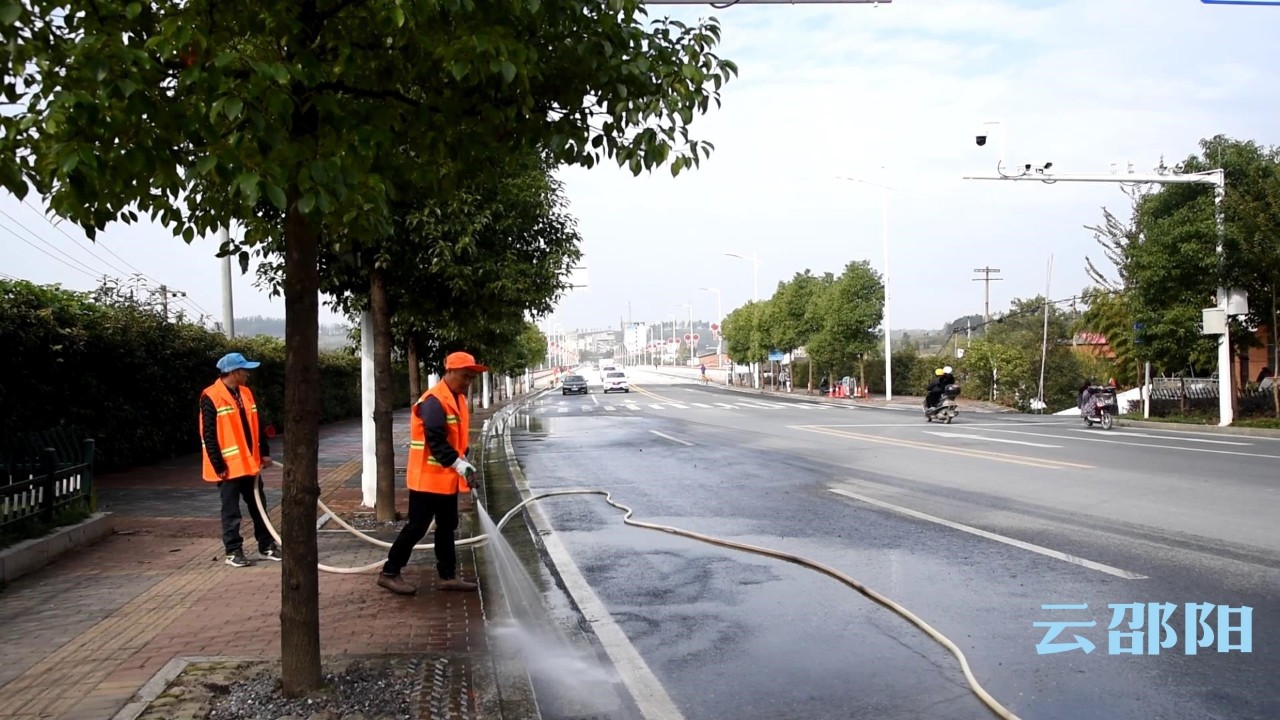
[561,374,589,395]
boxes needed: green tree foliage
[805,261,884,380]
[1,0,736,693]
[0,279,390,471]
[767,270,833,390]
[721,300,771,365]
[958,297,1084,411]
[1094,136,1280,376]
[721,262,883,387]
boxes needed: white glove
[451,457,476,480]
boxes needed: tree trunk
[370,267,397,522]
[280,186,323,696]
[407,334,421,404]
[807,360,813,394]
[1273,284,1278,417]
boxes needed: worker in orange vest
[200,352,280,568]
[378,351,486,594]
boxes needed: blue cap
[216,352,261,373]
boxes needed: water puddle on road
[476,501,622,717]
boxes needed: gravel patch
[208,657,421,720]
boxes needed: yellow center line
[629,384,679,404]
[791,425,1095,470]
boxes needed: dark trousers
[382,490,459,580]
[219,475,274,554]
[924,392,942,410]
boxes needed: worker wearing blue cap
[199,352,280,568]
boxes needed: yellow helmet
[935,368,945,376]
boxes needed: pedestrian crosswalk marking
[693,403,712,408]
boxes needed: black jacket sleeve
[200,394,228,475]
[418,396,461,466]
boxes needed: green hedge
[0,279,405,472]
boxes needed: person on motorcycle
[925,368,945,414]
[939,365,956,388]
[925,366,958,416]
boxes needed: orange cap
[445,351,488,373]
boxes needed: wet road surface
[506,368,1279,720]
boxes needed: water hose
[250,404,1022,719]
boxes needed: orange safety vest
[406,381,470,494]
[199,380,262,482]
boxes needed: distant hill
[232,316,352,350]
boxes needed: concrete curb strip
[0,511,115,584]
[110,656,264,720]
[1116,418,1280,438]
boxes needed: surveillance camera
[1174,162,1185,173]
[975,135,988,147]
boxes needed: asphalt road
[505,367,1279,720]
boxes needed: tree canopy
[1,0,738,695]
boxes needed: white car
[602,371,630,393]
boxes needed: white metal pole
[1037,255,1053,409]
[1215,172,1233,427]
[220,228,235,338]
[882,178,892,402]
[482,371,491,409]
[360,310,376,508]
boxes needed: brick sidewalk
[0,403,520,720]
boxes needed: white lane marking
[649,404,665,410]
[814,422,1064,429]
[924,431,1062,448]
[557,406,569,413]
[715,403,737,409]
[649,430,694,446]
[983,427,1280,460]
[1094,429,1250,446]
[581,405,595,412]
[829,488,1148,580]
[507,440,687,720]
[668,403,690,409]
[736,402,778,410]
[625,404,641,411]
[591,393,600,406]
[605,405,618,411]
[692,403,713,408]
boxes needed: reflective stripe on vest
[200,380,262,482]
[405,381,470,494]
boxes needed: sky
[4,0,1278,335]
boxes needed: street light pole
[837,172,895,401]
[725,251,763,386]
[964,159,1234,425]
[700,287,724,383]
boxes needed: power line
[23,199,153,282]
[0,222,102,279]
[0,207,133,278]
[13,199,215,318]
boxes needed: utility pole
[972,267,1002,322]
[160,284,169,321]
[965,154,1235,425]
[220,228,235,338]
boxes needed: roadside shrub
[0,279,404,472]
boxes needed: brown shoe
[377,573,417,595]
[438,578,478,592]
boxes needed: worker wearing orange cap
[378,351,487,594]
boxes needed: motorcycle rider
[924,366,957,416]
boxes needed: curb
[493,401,653,720]
[1115,418,1280,438]
[110,656,264,720]
[0,511,115,585]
